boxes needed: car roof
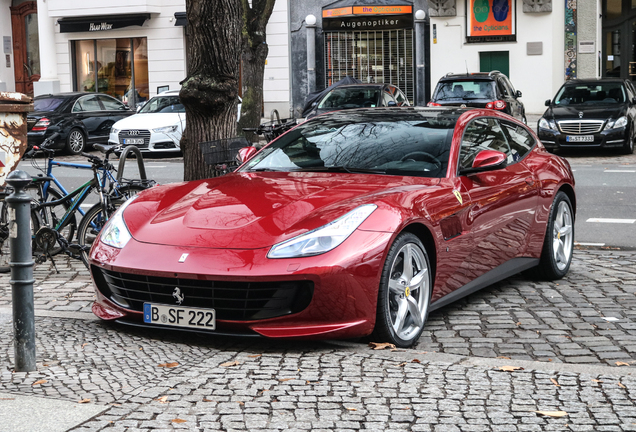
[561,78,626,85]
[309,106,466,122]
[440,72,501,81]
[331,84,389,89]
[34,92,100,100]
[154,90,180,96]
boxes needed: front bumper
[89,230,392,340]
[538,126,629,150]
[109,130,181,153]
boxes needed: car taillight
[32,117,50,132]
[486,100,506,110]
[427,102,441,107]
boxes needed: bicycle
[26,141,154,268]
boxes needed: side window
[72,96,101,112]
[395,89,408,106]
[497,78,510,97]
[500,120,535,163]
[98,95,126,111]
[459,118,511,170]
[503,76,516,95]
[382,90,395,106]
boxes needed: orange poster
[467,0,514,37]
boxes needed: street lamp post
[306,14,317,95]
[414,10,427,106]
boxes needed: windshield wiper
[247,167,291,172]
[295,166,386,174]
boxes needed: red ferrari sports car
[89,107,575,347]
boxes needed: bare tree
[180,0,242,181]
[237,0,276,134]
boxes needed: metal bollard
[6,170,36,372]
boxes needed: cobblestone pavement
[0,248,635,431]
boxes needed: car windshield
[138,96,184,113]
[34,97,65,112]
[435,80,496,100]
[554,83,626,105]
[240,110,457,178]
[318,88,381,109]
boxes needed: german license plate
[566,135,594,142]
[143,303,216,329]
[124,138,144,145]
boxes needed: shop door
[324,29,414,104]
[10,1,40,95]
[479,51,509,77]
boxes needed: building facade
[0,0,628,116]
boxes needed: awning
[58,14,150,33]
[174,12,187,26]
[323,0,413,18]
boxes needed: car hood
[123,172,439,249]
[113,113,185,130]
[547,104,626,121]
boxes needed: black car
[304,83,410,119]
[27,92,133,154]
[537,79,636,154]
[428,71,526,123]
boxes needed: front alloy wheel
[373,232,431,347]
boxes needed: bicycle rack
[116,145,148,183]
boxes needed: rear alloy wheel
[372,232,432,348]
[66,129,86,155]
[530,191,574,280]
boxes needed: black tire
[0,200,41,273]
[528,191,574,280]
[621,125,634,155]
[76,185,146,267]
[371,232,432,348]
[27,185,76,256]
[66,128,86,155]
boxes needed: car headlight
[152,125,178,133]
[99,196,137,249]
[111,127,120,135]
[606,116,628,130]
[538,118,557,130]
[267,204,377,258]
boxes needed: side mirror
[387,101,397,107]
[459,150,507,175]
[311,102,318,107]
[516,90,522,98]
[238,146,257,164]
[545,99,551,106]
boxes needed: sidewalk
[1,248,635,431]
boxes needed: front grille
[119,130,151,148]
[92,266,314,321]
[558,120,604,134]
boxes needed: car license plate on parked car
[566,135,594,142]
[124,138,145,145]
[143,303,216,329]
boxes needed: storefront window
[24,13,40,76]
[607,0,622,19]
[73,37,148,109]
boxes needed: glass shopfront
[603,0,636,83]
[73,37,149,108]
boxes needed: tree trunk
[237,0,276,137]
[180,0,242,181]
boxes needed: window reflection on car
[553,83,626,105]
[138,96,185,114]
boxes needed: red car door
[457,117,539,273]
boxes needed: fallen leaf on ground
[279,378,295,382]
[618,382,626,389]
[78,399,91,404]
[516,322,522,326]
[397,362,407,367]
[550,378,560,387]
[412,359,421,363]
[157,396,168,404]
[0,398,15,400]
[202,398,214,402]
[592,379,603,383]
[248,354,262,358]
[534,410,567,417]
[368,342,396,350]
[616,361,630,366]
[498,366,523,372]
[346,407,357,411]
[81,343,89,349]
[237,401,244,405]
[497,356,511,360]
[172,418,187,423]
[158,362,179,368]
[32,380,47,386]
[220,361,240,367]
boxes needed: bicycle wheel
[76,185,146,267]
[27,185,77,256]
[0,199,41,273]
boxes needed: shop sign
[58,14,150,33]
[323,7,353,18]
[323,16,412,31]
[322,4,412,18]
[466,0,516,43]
